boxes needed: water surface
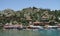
[0,29,60,36]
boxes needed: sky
[0,0,60,10]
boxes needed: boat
[27,25,44,30]
[3,24,23,30]
[44,25,59,29]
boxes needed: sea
[0,29,60,36]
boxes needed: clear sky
[0,0,60,10]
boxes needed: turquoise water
[0,29,60,36]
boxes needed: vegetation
[0,7,60,26]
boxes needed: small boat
[3,24,23,30]
[44,25,59,29]
[27,25,44,29]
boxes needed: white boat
[29,25,44,29]
[46,26,58,29]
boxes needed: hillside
[0,7,60,26]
